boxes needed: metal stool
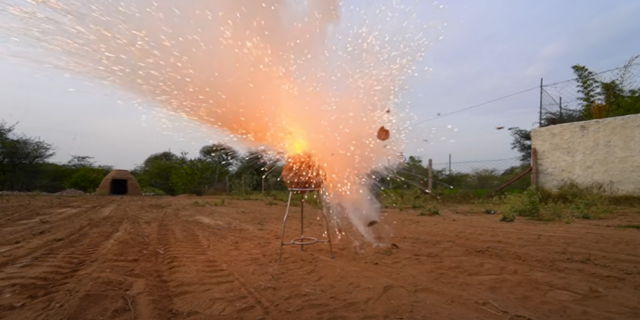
[277,188,334,262]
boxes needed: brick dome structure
[97,170,142,196]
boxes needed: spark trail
[0,0,443,244]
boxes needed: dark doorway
[110,179,128,195]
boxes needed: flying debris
[496,126,505,130]
[377,126,390,141]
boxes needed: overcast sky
[1,0,639,169]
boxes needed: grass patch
[418,205,440,216]
[191,199,226,207]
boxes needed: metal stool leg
[277,191,293,262]
[321,209,335,259]
[300,195,304,251]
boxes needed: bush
[500,210,515,222]
[418,205,440,216]
[503,186,541,219]
[553,183,610,219]
[499,184,611,222]
[65,167,107,193]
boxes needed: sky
[1,0,639,170]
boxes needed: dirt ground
[0,195,639,320]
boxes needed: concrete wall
[531,114,640,195]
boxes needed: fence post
[428,159,433,193]
[539,78,544,126]
[559,96,563,121]
[531,147,538,188]
[226,176,230,193]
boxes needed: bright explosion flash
[0,0,444,245]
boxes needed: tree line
[0,121,288,195]
[1,120,530,196]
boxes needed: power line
[543,62,639,87]
[413,86,539,125]
[412,61,640,125]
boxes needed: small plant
[500,211,515,222]
[569,193,609,219]
[418,206,440,216]
[503,186,541,219]
[265,200,277,206]
[192,201,205,207]
[540,201,567,222]
[192,199,226,207]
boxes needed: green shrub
[503,186,541,218]
[65,167,106,193]
[553,183,610,219]
[418,205,440,216]
[500,211,515,222]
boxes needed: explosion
[0,0,442,244]
[282,153,325,190]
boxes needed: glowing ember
[0,0,443,244]
[282,153,325,189]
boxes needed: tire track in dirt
[156,214,270,320]
[0,203,125,319]
[51,204,168,320]
[187,212,345,319]
[0,203,118,269]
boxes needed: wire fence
[540,61,640,126]
[388,157,530,194]
[431,157,524,174]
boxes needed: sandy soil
[0,195,639,320]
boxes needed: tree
[231,149,272,193]
[66,155,96,169]
[508,127,532,162]
[0,121,55,191]
[135,151,182,195]
[199,143,239,168]
[573,55,640,119]
[199,143,239,188]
